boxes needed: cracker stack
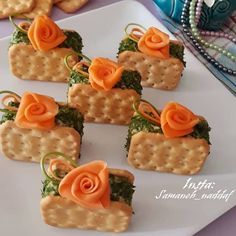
[67,56,142,125]
[117,25,185,90]
[126,101,211,175]
[8,15,81,83]
[40,167,134,232]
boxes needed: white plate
[0,1,236,235]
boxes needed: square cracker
[127,131,210,175]
[56,0,88,13]
[8,43,78,83]
[0,0,35,19]
[0,120,81,163]
[68,84,140,125]
[118,51,184,90]
[17,0,53,19]
[40,196,132,232]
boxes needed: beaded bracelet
[181,0,236,75]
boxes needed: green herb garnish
[125,114,162,152]
[0,102,19,124]
[118,37,138,55]
[55,105,84,137]
[69,70,89,86]
[114,70,142,95]
[41,179,60,198]
[169,41,186,66]
[59,30,83,54]
[190,120,211,144]
[109,174,135,206]
[9,28,30,47]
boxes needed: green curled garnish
[0,90,21,98]
[64,53,91,73]
[40,152,78,182]
[124,23,147,43]
[9,15,29,34]
[133,99,160,125]
[0,90,21,113]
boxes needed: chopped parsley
[56,105,84,136]
[125,114,162,152]
[9,28,30,47]
[114,70,142,95]
[109,174,135,206]
[0,102,18,124]
[117,37,138,55]
[58,30,83,54]
[41,179,60,198]
[69,70,89,87]
[190,120,211,144]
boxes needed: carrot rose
[88,57,124,91]
[161,102,200,138]
[138,27,170,59]
[58,160,110,209]
[28,15,66,52]
[15,92,58,130]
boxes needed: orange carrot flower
[58,160,110,209]
[28,15,66,52]
[160,102,200,138]
[15,92,58,130]
[138,27,170,59]
[88,57,124,91]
